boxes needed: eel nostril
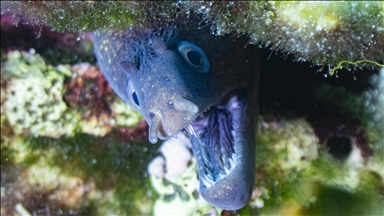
[173,97,199,114]
[149,112,155,119]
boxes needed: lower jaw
[186,87,256,210]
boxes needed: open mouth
[184,87,256,210]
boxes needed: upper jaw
[146,97,200,143]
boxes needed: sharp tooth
[202,154,212,169]
[224,166,231,174]
[231,130,236,139]
[218,172,227,179]
[184,126,191,135]
[201,176,215,187]
[206,172,214,180]
[205,168,212,176]
[229,157,235,168]
[185,124,196,136]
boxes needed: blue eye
[177,41,210,73]
[127,81,141,109]
[132,91,140,106]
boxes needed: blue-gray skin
[93,24,259,210]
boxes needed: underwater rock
[147,133,221,215]
[257,117,319,172]
[148,156,166,178]
[65,62,115,136]
[1,49,142,138]
[2,49,73,137]
[160,133,192,178]
[1,161,87,215]
[1,1,383,68]
[66,62,142,136]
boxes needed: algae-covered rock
[1,2,383,215]
[1,1,383,68]
[147,133,218,215]
[2,49,75,137]
[257,118,319,172]
[250,118,319,211]
[1,50,142,137]
[65,62,142,136]
[111,99,142,128]
[251,116,383,215]
[1,133,157,215]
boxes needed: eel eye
[177,41,210,73]
[132,91,140,106]
[127,81,141,109]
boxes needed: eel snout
[147,97,199,144]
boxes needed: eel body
[93,23,260,210]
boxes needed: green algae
[111,99,142,128]
[251,115,383,215]
[300,183,377,216]
[0,47,152,214]
[252,117,319,212]
[150,159,216,215]
[1,49,142,137]
[1,133,158,215]
[256,118,318,172]
[40,45,96,66]
[0,1,140,32]
[2,1,382,68]
[146,134,219,215]
[2,49,74,137]
[28,134,157,215]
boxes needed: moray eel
[93,23,260,210]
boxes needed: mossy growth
[1,49,143,138]
[299,182,379,216]
[2,132,158,215]
[252,116,383,215]
[28,134,157,215]
[2,49,75,137]
[1,1,382,68]
[252,117,319,212]
[150,159,216,215]
[0,49,153,215]
[0,1,141,32]
[111,99,142,128]
[39,45,96,66]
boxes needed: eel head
[93,27,259,210]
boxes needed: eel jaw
[186,88,256,210]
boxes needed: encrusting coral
[2,49,73,137]
[1,49,142,137]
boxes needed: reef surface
[1,2,383,215]
[1,1,383,69]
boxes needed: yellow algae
[274,2,341,31]
[330,60,384,76]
